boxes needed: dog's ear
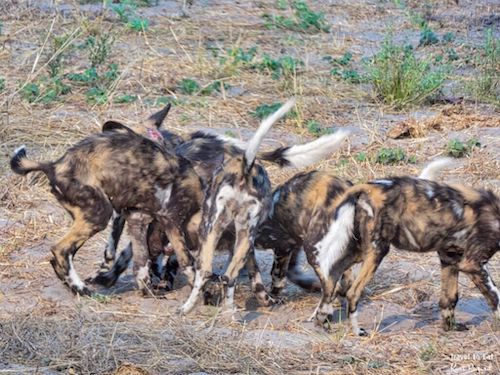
[102,120,136,134]
[147,103,171,129]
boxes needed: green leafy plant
[114,94,137,103]
[442,32,455,43]
[85,33,115,68]
[251,102,297,120]
[111,1,150,32]
[221,46,257,66]
[366,36,448,109]
[419,27,439,46]
[128,17,149,32]
[375,148,408,165]
[47,33,73,78]
[86,87,108,105]
[21,78,71,104]
[447,138,481,158]
[67,67,99,83]
[263,0,329,33]
[178,78,201,95]
[0,78,5,92]
[257,54,303,80]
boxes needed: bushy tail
[244,98,296,173]
[419,157,454,180]
[10,146,51,176]
[260,129,350,168]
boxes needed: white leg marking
[66,256,86,290]
[486,275,500,319]
[350,311,362,335]
[180,270,205,314]
[225,285,235,310]
[315,203,355,277]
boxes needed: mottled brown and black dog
[10,106,203,296]
[303,163,499,335]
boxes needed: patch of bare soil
[1,0,499,374]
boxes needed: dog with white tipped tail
[303,158,500,335]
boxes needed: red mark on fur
[147,128,163,141]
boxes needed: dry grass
[1,0,499,374]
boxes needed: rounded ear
[102,121,136,134]
[148,103,171,129]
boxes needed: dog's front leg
[222,222,257,311]
[100,211,126,272]
[179,227,220,314]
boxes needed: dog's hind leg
[270,251,293,296]
[344,243,389,336]
[51,203,112,295]
[465,265,500,321]
[438,263,464,331]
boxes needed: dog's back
[344,177,500,258]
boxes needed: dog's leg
[163,223,195,286]
[51,205,111,296]
[270,252,293,296]
[222,221,261,311]
[127,212,154,295]
[344,243,388,336]
[101,211,126,272]
[179,224,222,314]
[308,262,340,331]
[466,266,500,321]
[438,263,465,331]
[245,250,275,306]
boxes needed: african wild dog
[95,101,352,306]
[303,160,499,335]
[10,106,204,296]
[178,98,352,313]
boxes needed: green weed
[447,138,481,158]
[257,54,303,80]
[111,1,150,32]
[67,67,99,83]
[367,36,448,109]
[251,102,297,120]
[85,87,108,105]
[442,32,455,43]
[21,78,71,104]
[467,29,499,105]
[375,148,408,165]
[47,33,73,78]
[263,0,329,33]
[85,33,115,68]
[114,94,138,103]
[419,27,439,46]
[328,51,363,83]
[0,78,5,92]
[178,78,201,95]
[128,18,149,32]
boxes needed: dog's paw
[70,284,93,297]
[443,321,469,332]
